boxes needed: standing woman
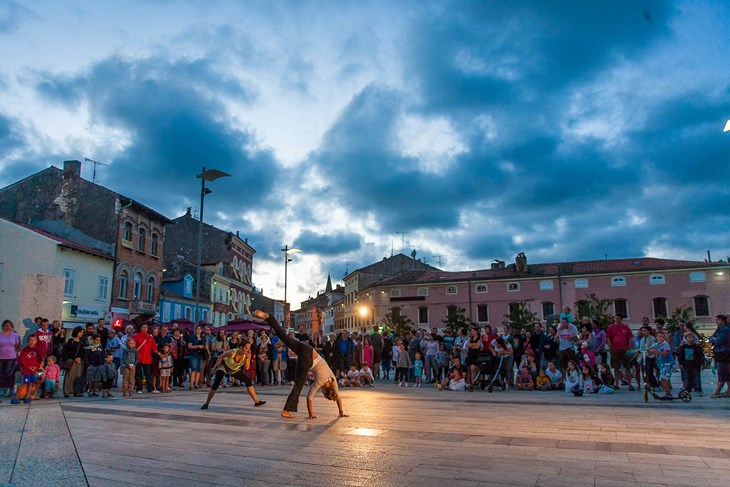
[257,334,271,385]
[245,330,258,384]
[63,326,85,397]
[0,320,21,397]
[362,337,374,370]
[465,327,482,386]
[187,325,207,389]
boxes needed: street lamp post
[194,167,231,327]
[281,245,302,328]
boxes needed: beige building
[0,218,115,338]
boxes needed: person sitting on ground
[564,360,582,394]
[201,341,266,410]
[515,366,534,391]
[359,362,375,387]
[518,349,538,378]
[535,368,551,391]
[545,361,563,390]
[437,356,467,390]
[342,363,360,387]
[447,368,466,391]
[598,363,616,390]
[581,365,600,393]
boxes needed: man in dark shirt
[96,318,108,350]
[369,326,383,379]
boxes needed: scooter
[641,351,691,403]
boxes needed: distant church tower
[325,273,333,293]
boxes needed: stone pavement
[1,379,729,487]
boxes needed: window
[137,228,146,252]
[542,302,555,320]
[507,282,520,292]
[575,278,589,289]
[477,304,489,323]
[150,233,158,256]
[652,297,668,318]
[694,296,710,317]
[650,274,665,285]
[133,272,143,299]
[118,271,128,299]
[614,298,628,318]
[184,307,192,320]
[540,280,554,290]
[611,276,626,287]
[389,289,401,298]
[418,307,429,324]
[475,284,488,293]
[689,272,706,282]
[446,305,458,319]
[185,278,194,298]
[146,277,155,301]
[446,286,458,295]
[98,276,109,300]
[417,287,429,296]
[63,268,75,296]
[123,222,132,241]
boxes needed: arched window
[146,276,155,301]
[133,272,143,299]
[119,271,128,299]
[123,222,133,241]
[150,233,158,256]
[693,296,710,317]
[137,228,146,252]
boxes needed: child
[578,342,597,370]
[85,334,104,397]
[396,343,411,387]
[11,335,44,404]
[545,361,563,390]
[448,368,466,391]
[158,344,173,393]
[581,365,600,393]
[121,338,138,397]
[100,353,116,398]
[678,332,704,396]
[535,368,551,391]
[436,343,449,382]
[359,362,375,387]
[515,366,534,390]
[342,363,360,387]
[43,355,61,398]
[650,331,675,399]
[564,360,582,394]
[598,363,616,390]
[413,352,424,387]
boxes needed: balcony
[130,300,157,314]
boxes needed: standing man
[295,325,312,345]
[336,331,354,377]
[96,318,108,350]
[709,314,730,398]
[369,326,383,380]
[556,318,578,373]
[530,322,547,369]
[606,314,635,390]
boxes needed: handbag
[63,359,74,370]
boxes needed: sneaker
[255,400,266,407]
[89,392,99,397]
[711,392,722,398]
[152,389,160,394]
[10,398,19,404]
[23,398,31,404]
[200,404,209,410]
[628,385,636,391]
[136,390,143,394]
[437,384,443,391]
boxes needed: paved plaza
[2,377,730,487]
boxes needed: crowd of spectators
[1,311,729,404]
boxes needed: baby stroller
[467,353,505,392]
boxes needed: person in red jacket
[11,335,45,404]
[132,322,155,393]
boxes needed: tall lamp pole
[195,167,231,326]
[281,245,302,328]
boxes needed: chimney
[63,160,81,179]
[185,207,192,217]
[516,252,527,273]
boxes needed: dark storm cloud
[34,55,280,225]
[293,229,362,256]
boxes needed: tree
[381,310,415,337]
[503,302,538,331]
[666,305,693,334]
[442,306,471,332]
[574,293,614,327]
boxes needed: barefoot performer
[253,310,347,419]
[201,341,266,410]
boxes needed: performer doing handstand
[253,310,347,419]
[201,341,266,410]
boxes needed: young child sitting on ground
[43,355,61,399]
[341,364,360,387]
[359,362,375,387]
[598,363,616,390]
[581,365,600,393]
[545,361,563,390]
[515,366,534,390]
[535,368,551,391]
[447,368,466,391]
[564,360,582,394]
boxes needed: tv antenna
[395,231,410,255]
[433,255,443,268]
[84,157,109,184]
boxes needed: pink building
[353,255,729,334]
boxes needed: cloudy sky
[1,1,729,307]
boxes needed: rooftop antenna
[395,231,410,255]
[344,261,350,278]
[433,255,443,268]
[84,157,109,184]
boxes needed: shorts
[45,379,57,391]
[658,363,673,382]
[610,350,632,370]
[86,366,104,382]
[716,360,730,383]
[160,368,172,377]
[373,350,382,364]
[188,356,203,372]
[272,357,286,371]
[22,373,38,385]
